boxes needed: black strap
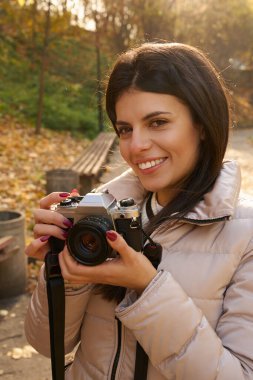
[133,252,160,380]
[45,250,65,380]
[134,342,149,380]
[134,193,160,380]
[146,192,154,219]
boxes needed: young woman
[25,43,253,379]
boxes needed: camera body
[50,191,143,266]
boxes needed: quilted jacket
[25,160,253,379]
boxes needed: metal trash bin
[46,169,79,194]
[0,210,26,299]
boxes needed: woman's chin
[137,179,163,193]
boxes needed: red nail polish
[40,235,50,242]
[63,219,73,227]
[62,231,68,238]
[106,231,117,241]
[59,192,70,197]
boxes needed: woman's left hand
[58,230,157,295]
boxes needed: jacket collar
[101,160,241,225]
[184,160,241,223]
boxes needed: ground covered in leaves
[0,116,89,242]
[0,117,91,295]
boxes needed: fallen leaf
[7,345,38,360]
[0,310,8,317]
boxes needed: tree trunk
[31,0,38,52]
[94,5,103,132]
[35,0,51,134]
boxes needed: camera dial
[60,196,83,206]
[119,198,135,207]
[59,199,73,207]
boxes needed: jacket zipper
[182,215,231,225]
[111,317,122,380]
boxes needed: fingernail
[62,231,68,238]
[106,231,117,241]
[71,188,78,193]
[59,192,70,197]
[40,235,50,242]
[63,219,73,227]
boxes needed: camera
[50,191,143,266]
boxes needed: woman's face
[115,90,202,206]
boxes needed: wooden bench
[69,131,117,194]
[46,132,117,194]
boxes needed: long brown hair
[97,42,231,302]
[106,42,231,234]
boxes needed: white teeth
[138,158,164,170]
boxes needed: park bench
[70,131,116,194]
[46,131,117,195]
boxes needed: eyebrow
[115,111,172,126]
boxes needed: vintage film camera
[50,191,143,266]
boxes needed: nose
[130,127,151,154]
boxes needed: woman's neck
[157,188,179,207]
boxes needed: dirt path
[0,128,252,380]
[225,128,253,195]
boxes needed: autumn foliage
[0,116,89,243]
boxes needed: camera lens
[81,232,99,253]
[67,215,114,266]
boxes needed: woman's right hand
[25,192,74,261]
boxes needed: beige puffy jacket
[25,161,253,380]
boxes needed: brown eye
[117,126,132,137]
[150,119,167,128]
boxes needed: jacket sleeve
[115,241,253,380]
[24,265,93,357]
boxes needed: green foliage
[0,0,253,134]
[0,8,104,138]
[42,79,99,138]
[0,60,99,138]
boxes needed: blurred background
[0,1,253,379]
[1,0,253,135]
[1,0,253,227]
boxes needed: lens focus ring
[67,215,113,266]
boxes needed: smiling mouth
[137,158,166,170]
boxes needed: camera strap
[45,248,65,380]
[134,192,161,380]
